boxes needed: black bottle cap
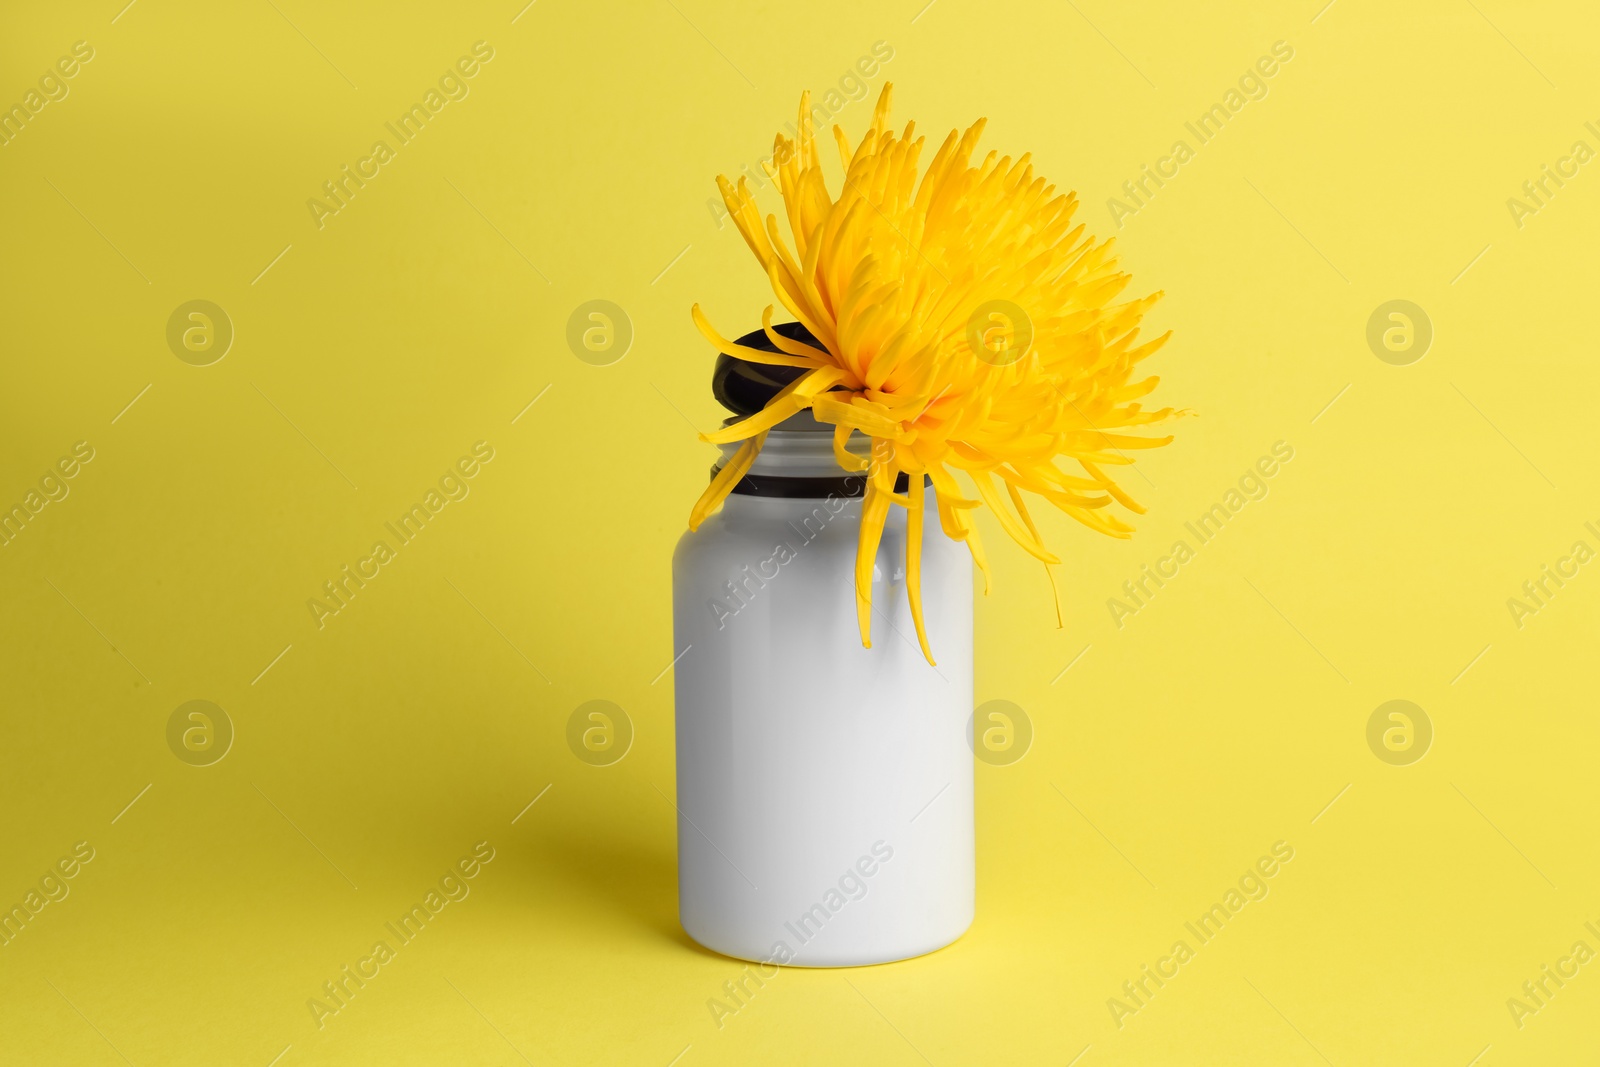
[711,322,823,416]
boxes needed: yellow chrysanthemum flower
[689,83,1179,664]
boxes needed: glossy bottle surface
[671,427,974,967]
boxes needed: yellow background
[3,0,1598,1063]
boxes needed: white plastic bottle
[671,411,974,967]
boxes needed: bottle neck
[714,411,869,479]
[711,415,923,500]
